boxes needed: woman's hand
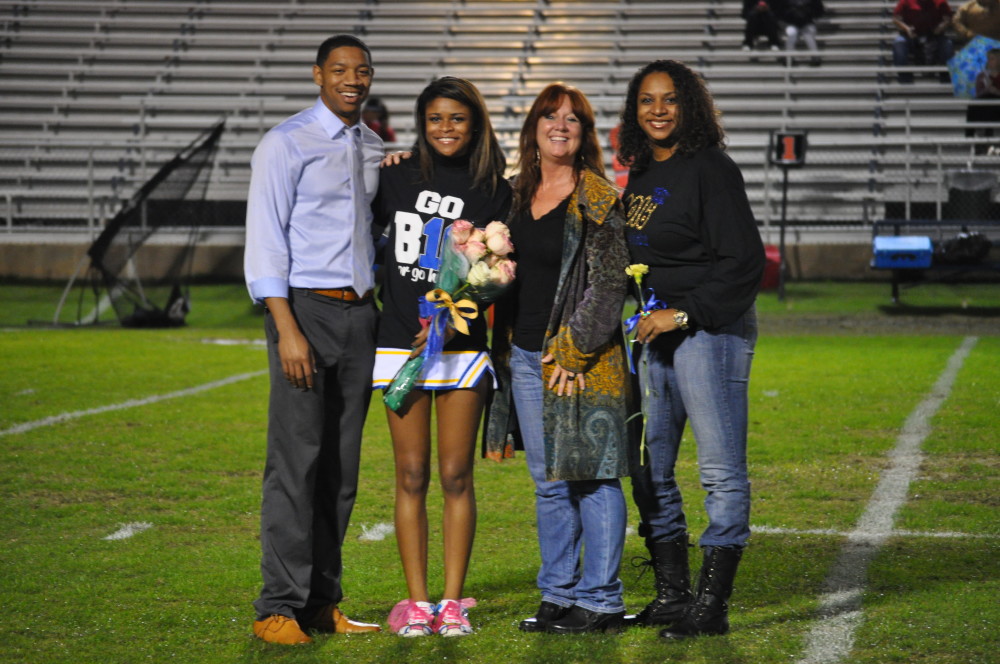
[408,320,456,359]
[635,308,682,345]
[542,353,586,396]
[380,150,412,168]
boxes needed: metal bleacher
[1,0,997,233]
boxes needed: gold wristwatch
[673,309,689,330]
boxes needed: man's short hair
[316,34,372,67]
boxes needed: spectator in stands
[976,47,1000,93]
[485,83,632,635]
[373,77,511,638]
[952,1,1000,148]
[952,0,1000,44]
[363,96,397,143]
[615,60,765,640]
[893,0,956,82]
[244,34,383,645]
[776,0,825,66]
[742,0,782,51]
[967,48,1000,150]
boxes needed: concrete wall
[785,244,878,280]
[0,242,244,282]
[2,238,995,283]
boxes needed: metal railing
[4,100,999,232]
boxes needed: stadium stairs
[1,0,997,280]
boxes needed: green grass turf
[0,282,997,663]
[898,336,1000,537]
[753,281,1000,314]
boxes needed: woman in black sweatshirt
[617,59,765,640]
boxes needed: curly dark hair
[616,60,725,172]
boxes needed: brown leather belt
[309,288,372,302]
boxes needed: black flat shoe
[518,601,571,632]
[545,606,625,634]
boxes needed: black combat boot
[624,534,693,626]
[660,545,743,639]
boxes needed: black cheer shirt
[373,152,512,350]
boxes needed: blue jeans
[631,307,757,549]
[892,34,954,82]
[510,345,626,614]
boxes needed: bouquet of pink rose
[444,220,517,302]
[383,219,516,412]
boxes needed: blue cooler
[872,236,933,269]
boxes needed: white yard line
[200,338,266,346]
[795,336,978,664]
[751,525,997,540]
[103,522,154,541]
[358,522,396,542]
[0,370,267,437]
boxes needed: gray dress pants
[253,288,377,620]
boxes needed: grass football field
[0,281,997,664]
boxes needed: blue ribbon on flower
[383,296,451,412]
[621,287,668,465]
[623,288,667,374]
[418,295,448,361]
[623,288,667,334]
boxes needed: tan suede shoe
[302,605,382,634]
[252,614,313,644]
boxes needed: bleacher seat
[1,0,996,228]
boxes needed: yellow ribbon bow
[425,288,478,335]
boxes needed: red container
[761,244,781,290]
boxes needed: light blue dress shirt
[244,97,384,303]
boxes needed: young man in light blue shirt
[244,34,384,645]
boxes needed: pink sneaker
[388,599,435,637]
[433,598,477,637]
